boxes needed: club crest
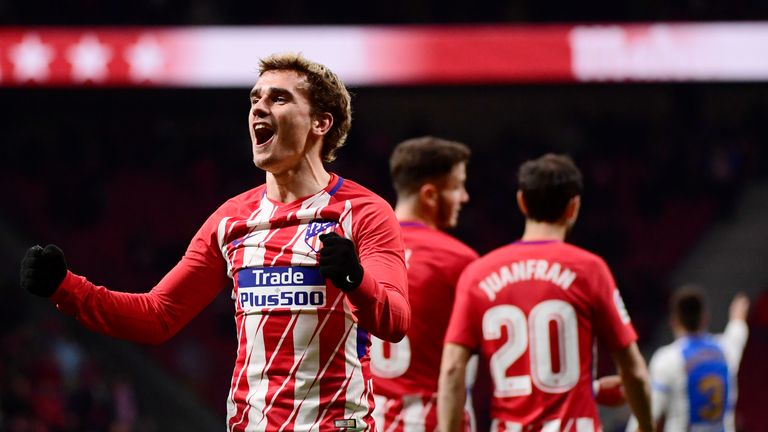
[305,219,338,252]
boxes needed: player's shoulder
[214,184,266,214]
[652,340,684,363]
[403,225,478,259]
[331,175,390,207]
[649,341,685,372]
[475,240,601,264]
[557,242,608,266]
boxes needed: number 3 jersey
[626,320,748,432]
[50,173,410,432]
[444,240,637,431]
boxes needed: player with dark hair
[438,153,654,432]
[20,52,410,431]
[370,136,479,431]
[626,287,749,432]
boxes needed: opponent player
[370,136,479,431]
[626,288,749,432]
[438,153,654,432]
[20,53,410,431]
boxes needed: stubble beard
[436,195,459,230]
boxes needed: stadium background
[2,3,768,431]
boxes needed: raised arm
[51,256,229,344]
[21,211,231,344]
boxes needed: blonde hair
[259,53,352,162]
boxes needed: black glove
[318,232,364,292]
[20,244,68,298]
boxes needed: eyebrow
[250,86,293,98]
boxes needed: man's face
[435,162,469,229]
[248,70,318,174]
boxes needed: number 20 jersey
[444,240,637,431]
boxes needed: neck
[673,325,703,338]
[394,197,436,229]
[265,153,330,203]
[521,219,567,242]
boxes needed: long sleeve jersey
[51,173,411,431]
[626,319,749,432]
[370,222,478,431]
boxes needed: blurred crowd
[0,289,148,431]
[1,83,767,430]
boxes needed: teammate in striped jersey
[20,53,411,431]
[370,136,479,432]
[626,288,749,432]
[438,154,655,432]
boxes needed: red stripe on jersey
[50,173,408,432]
[228,312,269,431]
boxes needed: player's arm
[593,375,626,406]
[50,256,228,343]
[321,200,410,342]
[611,342,654,432]
[438,342,472,432]
[625,349,671,432]
[21,211,230,344]
[720,292,749,365]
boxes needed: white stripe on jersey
[242,221,278,270]
[290,311,321,430]
[542,420,560,432]
[491,419,522,432]
[250,312,301,431]
[287,194,334,267]
[278,293,346,431]
[269,219,304,266]
[309,319,357,432]
[490,418,594,432]
[227,287,249,421]
[575,418,595,432]
[220,183,384,431]
[372,395,387,431]
[340,200,353,237]
[229,314,269,431]
[402,394,427,432]
[343,298,372,429]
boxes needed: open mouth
[253,123,275,146]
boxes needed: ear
[312,112,333,136]
[419,183,439,209]
[516,190,529,216]
[564,195,581,223]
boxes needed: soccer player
[369,136,479,431]
[19,53,410,431]
[438,153,654,432]
[625,288,749,432]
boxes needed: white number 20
[483,300,579,397]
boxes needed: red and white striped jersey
[444,240,637,431]
[52,173,410,432]
[370,222,477,432]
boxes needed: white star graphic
[66,34,112,83]
[9,33,55,82]
[125,35,165,82]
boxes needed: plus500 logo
[239,288,326,308]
